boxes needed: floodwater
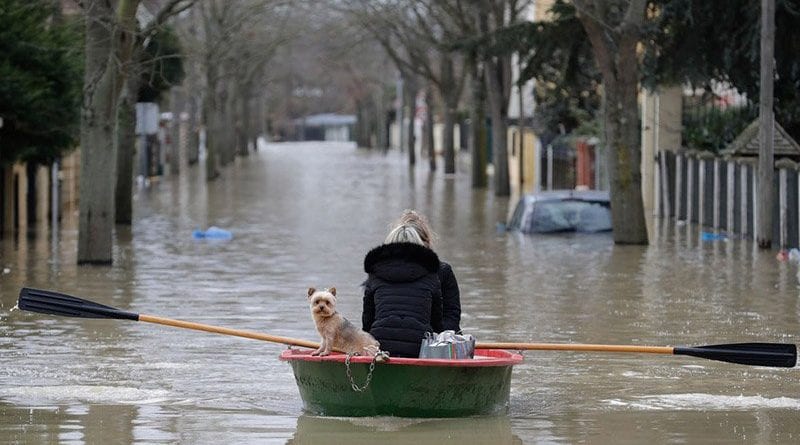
[1,141,799,444]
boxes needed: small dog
[307,287,380,357]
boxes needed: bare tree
[116,4,193,225]
[469,53,489,188]
[573,0,648,244]
[475,0,530,197]
[342,1,469,173]
[253,4,395,151]
[183,0,290,180]
[438,0,490,187]
[115,60,140,225]
[79,0,192,264]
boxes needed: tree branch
[141,0,195,39]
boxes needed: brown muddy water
[1,142,799,444]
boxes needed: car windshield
[528,200,612,233]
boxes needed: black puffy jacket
[439,261,461,333]
[362,242,442,358]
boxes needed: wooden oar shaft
[139,314,322,349]
[476,342,675,354]
[18,288,794,367]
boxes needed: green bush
[682,105,756,153]
[0,0,83,166]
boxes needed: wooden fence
[657,150,799,248]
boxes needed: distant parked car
[507,190,612,234]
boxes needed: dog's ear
[328,287,336,296]
[307,287,316,299]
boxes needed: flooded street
[1,142,799,444]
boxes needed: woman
[362,211,461,357]
[397,210,461,333]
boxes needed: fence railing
[658,150,799,248]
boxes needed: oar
[17,288,797,368]
[476,341,797,368]
[17,287,323,350]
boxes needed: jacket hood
[364,242,440,282]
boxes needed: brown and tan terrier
[307,287,380,357]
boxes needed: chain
[345,352,378,392]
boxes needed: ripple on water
[604,393,800,411]
[0,385,172,405]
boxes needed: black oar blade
[18,288,139,321]
[675,343,797,368]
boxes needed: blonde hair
[385,209,436,247]
[385,224,425,245]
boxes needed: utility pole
[757,0,775,248]
[517,75,525,191]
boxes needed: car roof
[520,189,609,204]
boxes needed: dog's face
[307,287,337,318]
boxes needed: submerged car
[507,190,612,234]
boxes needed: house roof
[296,114,357,127]
[721,118,800,157]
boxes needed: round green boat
[280,348,523,417]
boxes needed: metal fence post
[660,150,672,218]
[753,165,758,237]
[740,160,749,236]
[675,153,683,220]
[779,166,787,248]
[687,155,695,223]
[546,144,553,191]
[775,158,798,248]
[713,157,720,229]
[699,157,706,227]
[726,159,735,234]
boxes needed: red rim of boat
[279,348,523,367]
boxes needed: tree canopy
[481,0,800,146]
[137,25,185,103]
[0,0,82,165]
[470,0,601,143]
[644,0,800,140]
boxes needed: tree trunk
[479,5,511,196]
[188,93,200,164]
[115,73,139,225]
[485,60,510,196]
[601,76,648,244]
[78,0,139,264]
[404,77,417,166]
[440,55,457,174]
[203,92,220,180]
[220,80,235,165]
[203,58,220,180]
[355,100,371,148]
[470,60,488,188]
[169,87,184,174]
[442,105,456,174]
[242,86,254,154]
[375,89,387,151]
[251,92,262,151]
[424,85,436,171]
[577,1,649,245]
[237,81,250,157]
[757,0,775,248]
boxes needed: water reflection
[0,404,136,445]
[286,415,521,445]
[1,142,799,444]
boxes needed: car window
[508,199,526,230]
[528,200,611,233]
[575,202,612,232]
